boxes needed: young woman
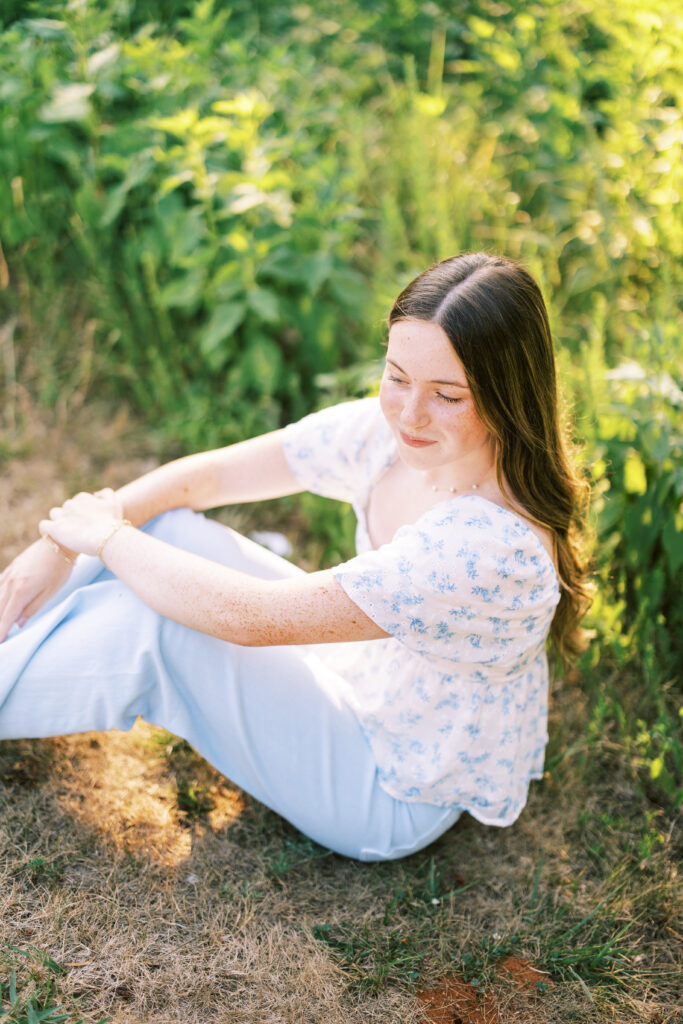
[0,253,591,861]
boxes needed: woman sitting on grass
[0,253,591,861]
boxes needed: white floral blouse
[282,398,560,826]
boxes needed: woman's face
[379,320,492,473]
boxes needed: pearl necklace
[431,482,479,494]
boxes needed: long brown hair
[389,252,592,659]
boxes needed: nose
[399,389,430,431]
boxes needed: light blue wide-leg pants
[0,509,460,860]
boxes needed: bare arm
[0,431,300,641]
[116,429,303,526]
[0,431,304,643]
[96,526,385,645]
[39,494,388,646]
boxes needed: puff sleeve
[281,397,392,504]
[333,496,560,678]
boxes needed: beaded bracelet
[96,519,134,561]
[42,535,77,566]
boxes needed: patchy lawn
[1,401,680,1023]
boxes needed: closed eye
[387,372,463,404]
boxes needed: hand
[0,539,73,642]
[39,488,124,558]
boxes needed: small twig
[0,237,9,290]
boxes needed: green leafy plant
[0,945,109,1024]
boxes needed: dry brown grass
[1,397,681,1024]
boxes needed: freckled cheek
[439,404,489,445]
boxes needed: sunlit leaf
[159,171,194,197]
[489,44,521,73]
[227,188,269,215]
[40,83,94,123]
[413,94,447,117]
[515,14,536,33]
[212,91,270,118]
[87,43,120,76]
[467,16,495,38]
[623,451,647,495]
[22,18,67,38]
[226,231,249,252]
[151,109,199,138]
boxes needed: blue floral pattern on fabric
[282,398,560,827]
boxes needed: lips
[399,431,437,448]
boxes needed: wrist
[97,519,134,563]
[42,535,77,567]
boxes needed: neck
[423,445,496,494]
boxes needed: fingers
[46,490,120,523]
[21,590,49,622]
[60,491,91,511]
[39,518,55,538]
[59,490,120,515]
[0,540,70,643]
[0,584,38,644]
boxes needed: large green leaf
[158,268,206,311]
[198,301,247,370]
[247,286,280,324]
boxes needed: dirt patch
[418,957,552,1024]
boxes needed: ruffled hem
[363,717,546,827]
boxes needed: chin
[397,443,443,469]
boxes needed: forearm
[115,450,242,526]
[38,490,386,646]
[99,524,383,646]
[101,524,268,643]
[115,430,302,526]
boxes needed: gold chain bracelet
[96,519,134,561]
[42,535,77,566]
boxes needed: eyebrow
[386,358,469,389]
